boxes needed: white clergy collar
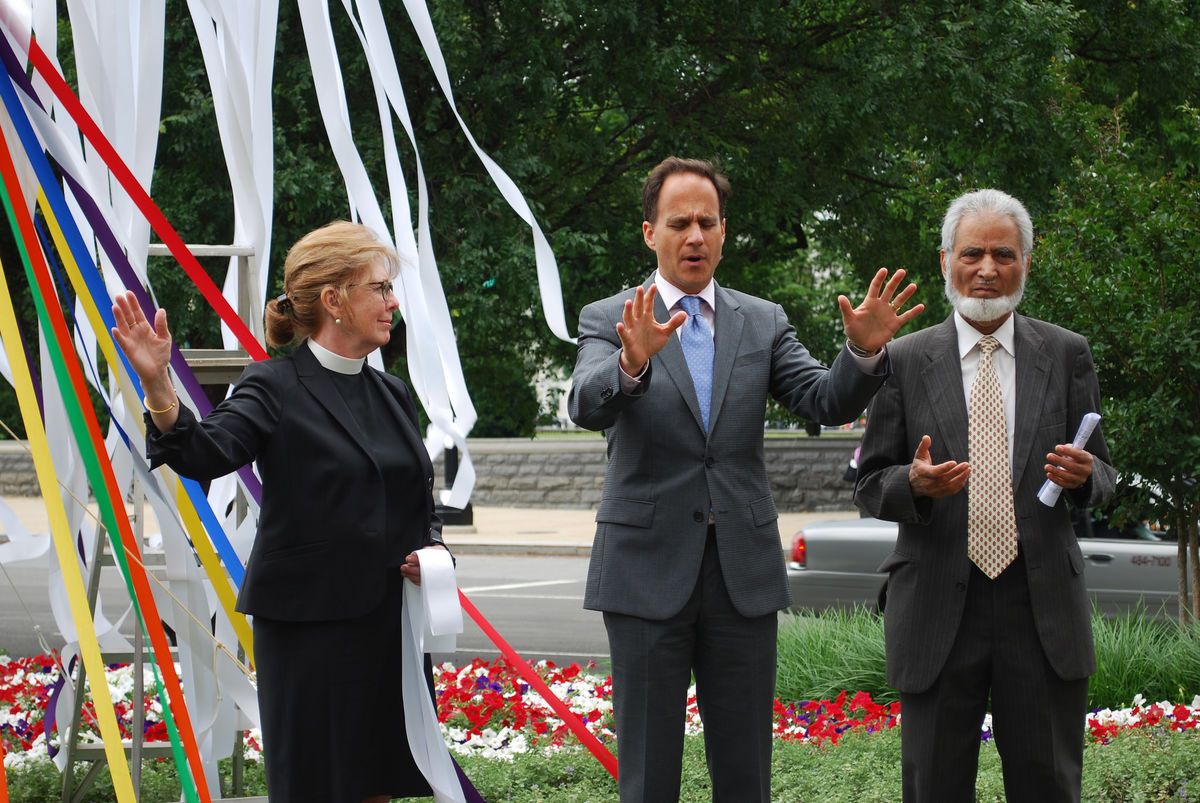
[306,338,365,375]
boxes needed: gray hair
[940,188,1033,259]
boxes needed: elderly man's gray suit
[855,313,1115,801]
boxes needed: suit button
[705,456,715,468]
[956,582,967,592]
[693,511,705,523]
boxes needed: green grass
[13,727,1193,802]
[8,607,1196,801]
[779,604,1200,711]
[776,606,892,705]
[1090,605,1200,709]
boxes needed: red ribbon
[24,28,617,790]
[457,591,619,779]
[0,731,9,803]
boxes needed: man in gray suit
[568,156,923,801]
[855,188,1116,802]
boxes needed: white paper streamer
[296,0,479,506]
[1037,412,1101,506]
[339,0,480,506]
[0,496,49,563]
[402,547,464,802]
[185,0,277,350]
[397,0,573,345]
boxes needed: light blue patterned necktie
[678,295,714,432]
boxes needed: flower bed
[3,652,1198,771]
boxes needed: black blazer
[147,342,442,622]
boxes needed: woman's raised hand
[111,291,173,389]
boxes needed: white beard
[944,268,1025,323]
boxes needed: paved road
[0,549,609,669]
[432,552,609,671]
[0,500,857,668]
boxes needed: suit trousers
[603,527,777,803]
[898,552,1089,803]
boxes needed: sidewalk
[442,506,862,556]
[0,496,861,557]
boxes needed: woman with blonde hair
[113,220,447,802]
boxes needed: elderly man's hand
[1044,444,1094,490]
[909,435,970,499]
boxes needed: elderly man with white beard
[853,188,1117,803]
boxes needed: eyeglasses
[348,279,395,301]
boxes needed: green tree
[10,0,1200,439]
[1028,109,1200,623]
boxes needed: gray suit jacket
[568,277,887,620]
[855,314,1116,693]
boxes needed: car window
[1071,508,1166,542]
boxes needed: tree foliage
[1027,108,1200,622]
[2,1,1198,440]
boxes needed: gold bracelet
[144,393,177,415]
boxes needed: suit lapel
[1011,315,1051,489]
[294,342,379,468]
[920,317,969,457]
[708,284,743,435]
[366,369,433,475]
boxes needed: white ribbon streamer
[402,547,464,802]
[295,0,479,506]
[185,0,277,349]
[397,0,573,345]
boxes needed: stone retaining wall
[0,442,41,496]
[0,436,862,512]
[433,435,861,511]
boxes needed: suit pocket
[261,539,328,561]
[596,497,655,528]
[749,494,778,527]
[1067,541,1085,576]
[733,348,768,367]
[877,550,912,574]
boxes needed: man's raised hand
[838,268,924,354]
[616,284,687,375]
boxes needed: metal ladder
[59,243,263,800]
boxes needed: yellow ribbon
[0,255,136,800]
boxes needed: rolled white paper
[1037,412,1101,506]
[402,548,466,802]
